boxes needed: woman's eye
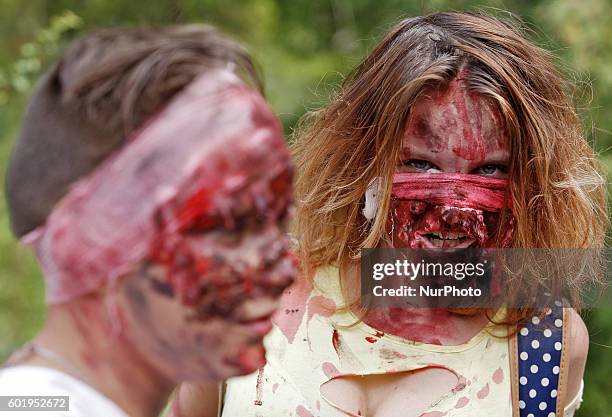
[473,164,507,176]
[403,159,440,172]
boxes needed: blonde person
[175,11,606,417]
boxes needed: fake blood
[364,307,452,345]
[365,330,384,344]
[492,367,504,384]
[477,383,490,399]
[272,273,313,344]
[455,396,470,408]
[332,329,341,352]
[412,73,507,163]
[27,70,296,311]
[296,405,315,417]
[322,362,340,378]
[149,161,294,311]
[389,172,514,248]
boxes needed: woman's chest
[257,316,513,417]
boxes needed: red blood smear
[296,405,315,417]
[307,295,336,323]
[455,397,470,409]
[364,308,451,345]
[148,148,294,312]
[419,71,505,163]
[322,362,340,378]
[477,382,490,399]
[272,274,313,344]
[149,163,293,307]
[365,336,378,344]
[379,349,408,360]
[450,78,487,162]
[332,329,341,352]
[492,367,504,384]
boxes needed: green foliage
[0,1,610,415]
[0,10,82,104]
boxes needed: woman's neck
[18,295,174,417]
[361,307,490,345]
[343,261,491,345]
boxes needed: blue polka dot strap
[514,302,570,417]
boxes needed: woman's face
[392,76,511,249]
[399,77,509,178]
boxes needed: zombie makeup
[390,74,514,249]
[148,131,295,311]
[362,76,514,342]
[22,68,297,380]
[389,172,513,248]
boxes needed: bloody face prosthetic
[389,172,514,248]
[387,75,515,249]
[25,70,295,306]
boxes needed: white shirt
[0,366,129,417]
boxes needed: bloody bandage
[22,69,292,304]
[389,172,514,248]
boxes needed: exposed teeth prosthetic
[388,172,514,248]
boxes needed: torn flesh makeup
[360,172,514,347]
[365,172,514,343]
[388,172,514,249]
[146,151,296,322]
[23,68,296,307]
[148,143,296,314]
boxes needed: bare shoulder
[565,308,588,407]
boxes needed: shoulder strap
[511,302,569,417]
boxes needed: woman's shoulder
[566,308,588,409]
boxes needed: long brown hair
[291,12,608,323]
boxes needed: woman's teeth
[425,232,470,247]
[429,232,466,240]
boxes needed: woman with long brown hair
[177,11,607,417]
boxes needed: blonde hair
[291,12,608,324]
